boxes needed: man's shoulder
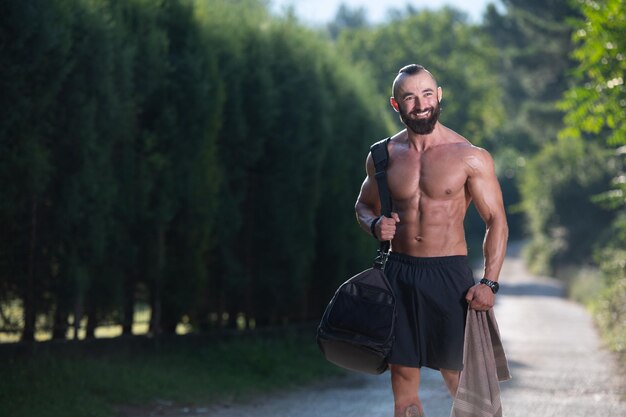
[388,130,407,144]
[460,145,494,175]
[439,128,494,173]
[453,142,492,158]
[439,126,470,146]
[442,128,492,157]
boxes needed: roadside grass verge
[0,328,346,417]
[591,278,626,367]
[560,265,626,367]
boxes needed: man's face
[392,72,442,135]
[398,99,441,135]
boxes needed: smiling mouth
[412,109,432,118]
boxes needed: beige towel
[450,308,511,417]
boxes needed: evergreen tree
[157,0,221,333]
[0,0,73,341]
[483,0,581,152]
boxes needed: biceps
[469,177,505,223]
[356,176,381,212]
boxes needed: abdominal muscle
[389,196,468,257]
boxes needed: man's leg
[390,364,425,417]
[440,368,460,397]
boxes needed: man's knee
[390,364,421,391]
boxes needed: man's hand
[375,212,400,241]
[465,283,495,311]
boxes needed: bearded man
[355,64,508,417]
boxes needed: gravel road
[127,242,625,417]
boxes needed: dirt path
[493,243,625,417]
[127,242,625,417]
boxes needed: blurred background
[0,0,624,415]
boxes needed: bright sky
[270,0,500,25]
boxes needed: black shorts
[384,252,475,371]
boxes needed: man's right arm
[355,153,381,237]
[355,153,399,241]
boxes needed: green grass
[559,265,626,367]
[591,278,626,366]
[562,265,605,305]
[0,330,346,417]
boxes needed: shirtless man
[355,64,508,417]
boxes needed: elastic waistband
[387,252,468,266]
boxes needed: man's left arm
[465,148,509,310]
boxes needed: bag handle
[370,137,392,268]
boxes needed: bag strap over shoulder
[370,138,392,218]
[369,137,392,266]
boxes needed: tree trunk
[122,274,135,335]
[21,200,38,342]
[149,226,165,336]
[52,305,68,340]
[85,319,96,339]
[75,286,85,339]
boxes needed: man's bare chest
[386,151,469,201]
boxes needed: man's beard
[399,102,441,134]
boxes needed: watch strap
[480,277,499,294]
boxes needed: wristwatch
[480,277,500,294]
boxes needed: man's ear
[437,86,443,103]
[390,97,400,112]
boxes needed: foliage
[555,0,626,357]
[559,0,626,147]
[593,239,626,359]
[483,0,580,153]
[520,137,617,274]
[511,0,626,283]
[327,4,369,39]
[480,0,583,241]
[0,0,391,340]
[0,0,74,341]
[560,0,626,233]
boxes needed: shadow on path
[498,282,564,298]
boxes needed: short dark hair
[398,64,426,75]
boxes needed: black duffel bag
[316,138,395,375]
